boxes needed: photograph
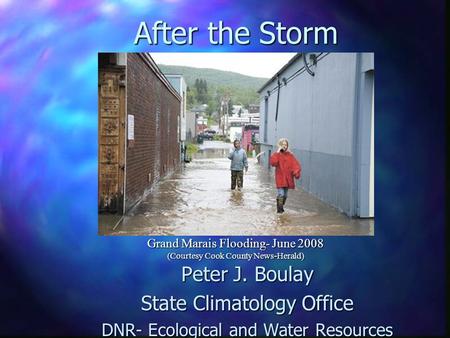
[1,1,446,336]
[98,52,374,236]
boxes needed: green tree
[228,98,234,115]
[194,78,211,103]
[206,98,218,117]
[186,86,195,108]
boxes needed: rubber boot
[277,197,285,213]
[282,197,287,206]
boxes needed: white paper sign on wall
[128,114,134,140]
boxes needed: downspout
[122,53,128,215]
[275,76,281,122]
[351,53,362,217]
[303,53,315,76]
[274,76,281,146]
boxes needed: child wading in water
[269,138,302,213]
[228,139,248,190]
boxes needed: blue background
[0,0,446,335]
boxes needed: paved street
[99,141,374,236]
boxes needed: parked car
[203,130,216,140]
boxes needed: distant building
[191,104,208,114]
[232,105,247,115]
[186,110,196,141]
[229,126,242,143]
[98,53,181,214]
[241,124,259,152]
[221,106,260,141]
[248,104,260,115]
[225,114,260,126]
[197,115,208,134]
[258,53,374,217]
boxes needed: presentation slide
[0,1,446,336]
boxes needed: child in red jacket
[270,138,301,213]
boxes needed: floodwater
[99,141,374,236]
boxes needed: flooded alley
[99,141,374,236]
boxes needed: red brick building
[98,53,181,214]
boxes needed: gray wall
[165,75,187,142]
[259,53,374,217]
[186,110,196,141]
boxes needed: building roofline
[138,53,182,101]
[257,53,302,93]
[163,74,187,92]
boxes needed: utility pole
[222,99,225,136]
[218,101,223,134]
[221,93,230,138]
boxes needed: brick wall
[125,53,180,210]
